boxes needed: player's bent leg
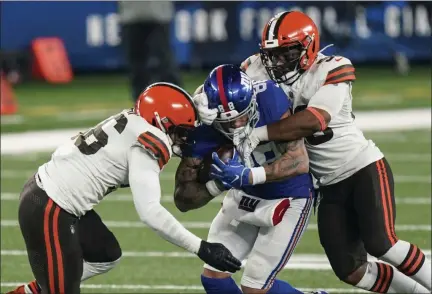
[241,196,314,294]
[78,209,122,281]
[7,210,122,294]
[201,197,259,294]
[380,240,431,291]
[317,183,368,286]
[353,158,430,293]
[18,175,82,294]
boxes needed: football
[197,145,234,184]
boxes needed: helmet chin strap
[154,112,174,146]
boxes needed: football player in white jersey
[195,11,431,294]
[8,83,241,294]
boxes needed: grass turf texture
[1,66,431,133]
[1,129,430,293]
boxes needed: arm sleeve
[307,83,350,119]
[128,146,202,254]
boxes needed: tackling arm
[248,111,309,184]
[128,147,202,253]
[255,83,350,143]
[265,107,330,142]
[174,157,223,212]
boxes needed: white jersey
[242,53,383,186]
[38,108,172,216]
[37,108,201,254]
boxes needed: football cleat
[6,281,41,294]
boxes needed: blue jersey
[182,80,313,200]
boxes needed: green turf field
[1,66,431,133]
[1,129,430,293]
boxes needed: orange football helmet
[135,82,199,152]
[260,11,320,85]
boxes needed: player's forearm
[254,140,309,183]
[135,201,202,254]
[264,154,309,182]
[174,157,225,212]
[257,108,329,142]
[134,195,201,253]
[174,182,215,212]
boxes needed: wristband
[255,126,269,141]
[205,180,224,197]
[251,166,266,185]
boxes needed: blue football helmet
[203,64,259,141]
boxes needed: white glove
[233,128,261,168]
[192,90,218,126]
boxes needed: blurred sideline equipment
[31,37,73,83]
[7,83,241,294]
[119,1,181,101]
[0,72,18,115]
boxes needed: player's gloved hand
[197,240,242,273]
[192,91,217,125]
[210,149,252,189]
[233,128,262,168]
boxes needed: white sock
[356,262,429,293]
[380,240,431,291]
[81,258,121,281]
[23,281,40,294]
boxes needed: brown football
[197,145,234,184]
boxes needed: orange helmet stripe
[272,11,291,40]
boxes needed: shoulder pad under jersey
[300,55,356,99]
[315,55,356,86]
[240,54,270,81]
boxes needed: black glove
[197,240,242,273]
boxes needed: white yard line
[1,109,430,155]
[393,175,431,183]
[3,152,430,162]
[1,220,430,231]
[1,109,121,126]
[1,193,430,205]
[2,250,429,260]
[2,250,430,272]
[0,282,373,293]
[385,153,431,162]
[1,170,431,184]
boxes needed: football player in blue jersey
[174,64,326,294]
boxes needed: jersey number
[317,55,341,64]
[294,105,333,146]
[250,142,279,166]
[74,112,129,155]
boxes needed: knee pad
[328,254,367,282]
[363,236,394,258]
[83,236,122,263]
[81,258,121,281]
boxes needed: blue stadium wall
[1,1,431,71]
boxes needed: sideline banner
[1,1,430,70]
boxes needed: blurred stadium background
[1,1,431,293]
